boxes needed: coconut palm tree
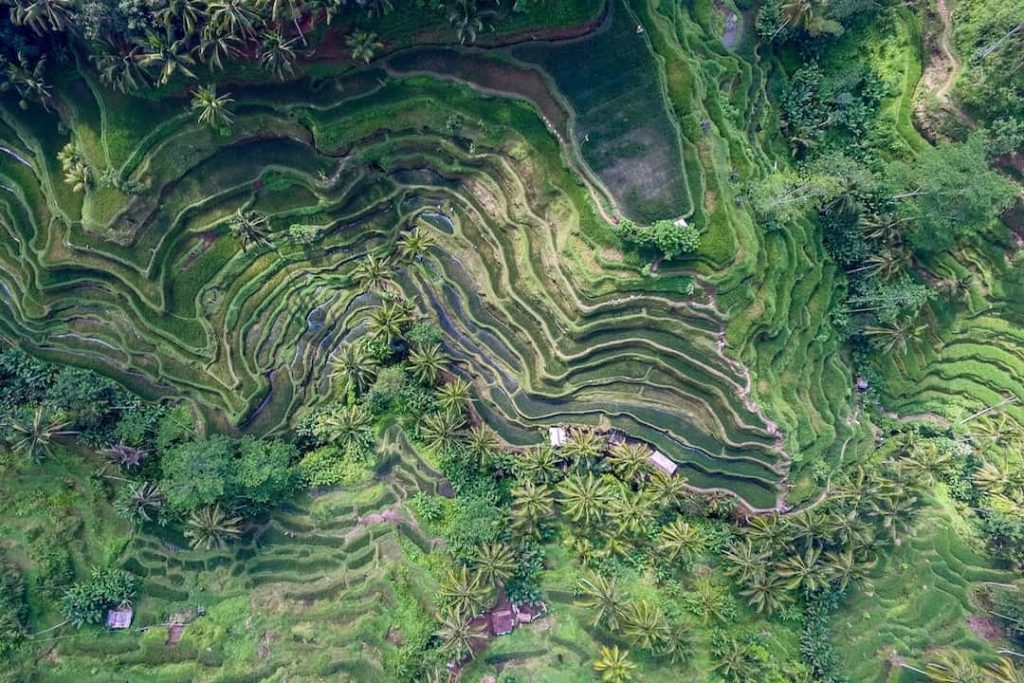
[973,460,1014,495]
[510,481,554,537]
[722,538,768,583]
[346,30,384,64]
[710,638,753,683]
[515,444,560,483]
[558,473,612,527]
[560,427,605,471]
[611,487,654,536]
[367,300,411,346]
[924,650,985,683]
[409,343,448,386]
[353,253,395,292]
[439,565,489,618]
[608,442,651,481]
[3,407,73,462]
[576,572,625,630]
[157,0,206,37]
[658,518,704,564]
[863,246,912,281]
[105,444,149,469]
[593,645,637,683]
[466,425,499,464]
[192,85,234,129]
[620,599,670,651]
[259,31,298,81]
[197,29,243,71]
[656,622,692,664]
[784,510,832,549]
[207,0,260,40]
[436,607,487,662]
[332,343,378,397]
[745,513,786,547]
[319,404,374,452]
[6,55,54,110]
[473,542,516,588]
[448,0,487,45]
[985,656,1024,683]
[647,470,688,511]
[437,378,470,413]
[738,569,791,615]
[116,482,164,522]
[774,546,827,592]
[93,49,151,93]
[822,548,876,592]
[269,0,308,44]
[11,0,74,34]
[420,409,464,453]
[863,319,927,354]
[397,225,433,262]
[139,33,198,86]
[228,209,273,250]
[185,505,243,549]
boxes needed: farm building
[548,426,567,447]
[648,450,678,476]
[106,608,133,630]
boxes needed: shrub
[60,569,138,628]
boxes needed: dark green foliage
[25,521,77,599]
[59,568,138,628]
[885,133,1017,253]
[160,435,299,513]
[0,557,28,655]
[976,512,1024,565]
[953,0,1024,126]
[618,218,701,261]
[405,321,443,350]
[987,584,1024,644]
[801,592,848,683]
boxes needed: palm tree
[510,481,554,537]
[6,55,54,110]
[466,425,499,464]
[436,378,470,413]
[658,518,704,564]
[367,300,411,345]
[319,404,374,452]
[197,29,243,72]
[784,509,832,549]
[191,85,235,129]
[420,409,465,453]
[473,542,516,588]
[558,473,612,527]
[593,645,637,683]
[157,0,205,37]
[409,344,448,386]
[710,638,753,683]
[745,513,786,547]
[774,546,827,592]
[560,427,605,471]
[973,460,1013,495]
[656,622,692,664]
[228,209,273,250]
[647,470,688,511]
[924,650,985,683]
[139,34,198,86]
[116,482,164,522]
[620,599,670,651]
[448,0,487,45]
[859,211,911,243]
[11,0,73,34]
[259,31,298,81]
[4,407,72,462]
[863,319,927,354]
[985,656,1024,683]
[822,548,876,592]
[722,538,768,583]
[185,505,243,550]
[439,565,489,618]
[608,442,651,482]
[104,443,149,469]
[515,444,560,484]
[353,253,395,292]
[436,607,487,662]
[397,225,434,262]
[780,0,815,31]
[576,572,625,630]
[332,343,378,397]
[611,487,654,536]
[346,30,384,64]
[93,49,151,93]
[270,0,309,44]
[208,0,260,40]
[738,569,791,615]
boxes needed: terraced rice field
[42,445,443,682]
[0,0,874,508]
[836,492,1015,682]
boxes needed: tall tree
[191,85,235,129]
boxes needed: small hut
[648,450,678,477]
[548,426,568,448]
[106,607,133,630]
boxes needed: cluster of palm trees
[724,451,930,617]
[0,406,74,462]
[922,651,1024,683]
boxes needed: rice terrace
[0,0,1022,681]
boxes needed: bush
[0,557,28,655]
[60,569,138,628]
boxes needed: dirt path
[917,0,976,132]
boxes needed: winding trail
[928,0,976,129]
